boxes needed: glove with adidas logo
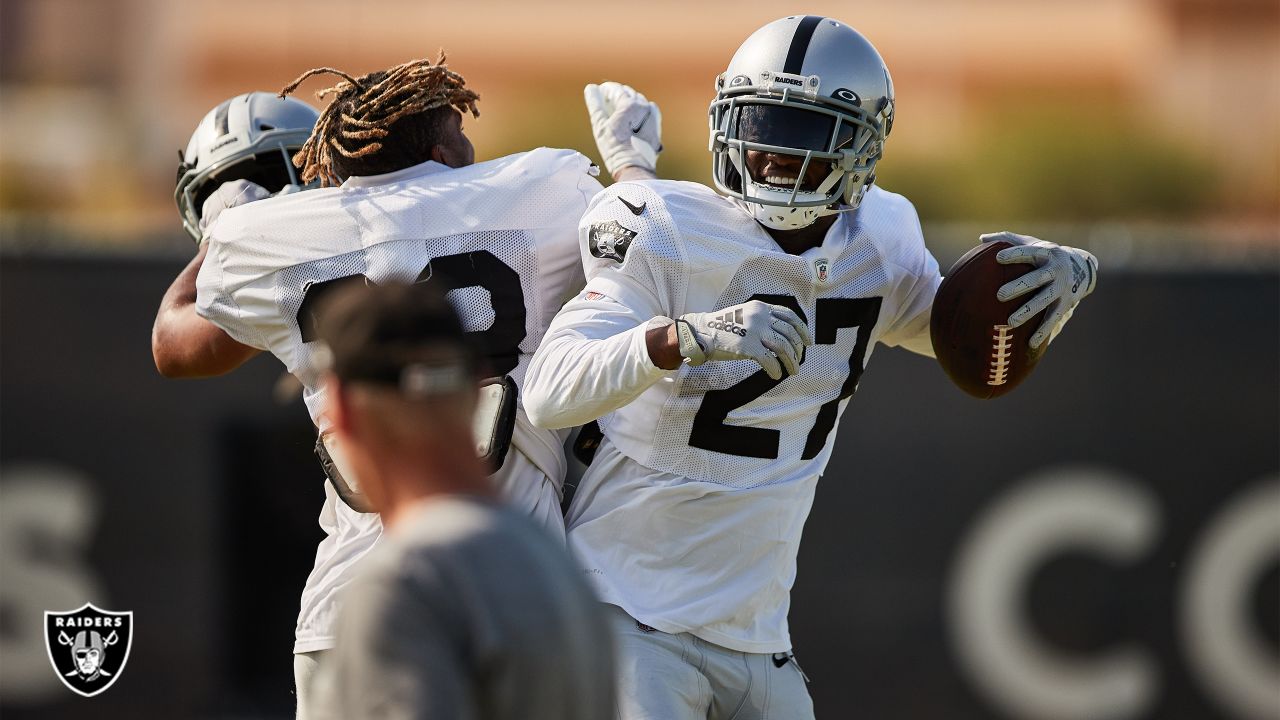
[982,231,1098,350]
[675,300,813,381]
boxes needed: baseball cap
[316,281,477,397]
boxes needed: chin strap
[751,202,833,231]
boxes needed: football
[930,241,1047,399]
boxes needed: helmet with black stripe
[174,92,319,241]
[709,16,894,230]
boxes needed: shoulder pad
[581,182,695,265]
[855,185,926,268]
[477,147,597,182]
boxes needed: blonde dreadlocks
[280,53,480,186]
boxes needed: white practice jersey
[196,148,602,652]
[524,180,940,653]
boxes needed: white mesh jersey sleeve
[862,186,942,357]
[524,180,762,430]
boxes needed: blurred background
[1,0,1277,245]
[1,0,1277,718]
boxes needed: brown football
[930,241,1047,399]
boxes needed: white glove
[584,81,663,178]
[199,179,272,237]
[982,231,1098,350]
[675,300,813,381]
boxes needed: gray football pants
[607,605,816,720]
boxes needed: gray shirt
[319,496,615,719]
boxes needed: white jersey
[196,148,603,652]
[524,180,940,653]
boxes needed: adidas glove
[584,81,662,178]
[982,231,1099,350]
[675,300,813,381]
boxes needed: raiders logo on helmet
[588,220,638,263]
[45,603,133,697]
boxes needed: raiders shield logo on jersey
[45,603,133,697]
[588,220,637,263]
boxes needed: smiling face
[734,103,854,195]
[743,149,832,193]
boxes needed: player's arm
[524,287,677,430]
[527,185,810,429]
[525,285,810,429]
[878,202,943,358]
[151,242,259,378]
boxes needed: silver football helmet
[709,16,895,230]
[174,92,319,241]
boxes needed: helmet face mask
[708,17,895,231]
[174,92,320,241]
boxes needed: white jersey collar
[804,207,853,260]
[341,159,452,188]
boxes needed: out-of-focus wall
[1,252,1276,719]
[0,0,1277,244]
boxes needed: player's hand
[584,81,662,179]
[983,231,1098,350]
[676,300,812,380]
[198,179,272,238]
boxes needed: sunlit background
[1,0,1277,254]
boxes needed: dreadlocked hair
[280,53,480,186]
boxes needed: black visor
[735,104,854,153]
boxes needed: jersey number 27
[689,294,882,460]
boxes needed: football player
[524,16,1097,719]
[151,56,623,718]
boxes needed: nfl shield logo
[44,603,133,697]
[814,258,830,283]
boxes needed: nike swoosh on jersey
[617,196,646,215]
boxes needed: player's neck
[764,215,838,255]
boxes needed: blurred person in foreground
[311,281,614,720]
[151,55,618,717]
[525,15,1098,718]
